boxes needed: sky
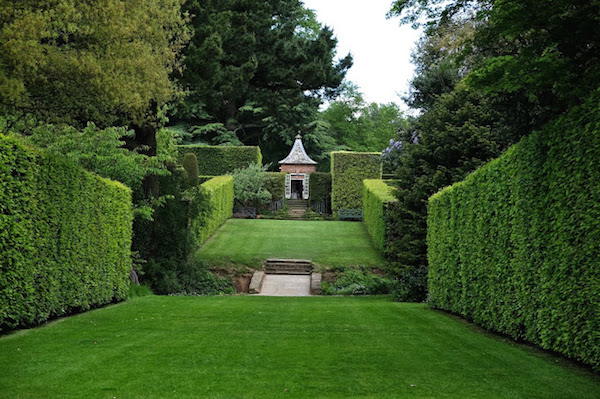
[302,0,422,109]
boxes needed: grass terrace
[195,219,385,269]
[1,296,598,398]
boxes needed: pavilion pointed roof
[279,134,318,165]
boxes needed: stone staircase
[287,199,308,219]
[264,259,313,275]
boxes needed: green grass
[195,219,385,269]
[1,296,598,398]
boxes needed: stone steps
[287,200,308,220]
[264,258,313,275]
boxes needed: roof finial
[296,131,302,139]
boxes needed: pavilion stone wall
[280,164,316,174]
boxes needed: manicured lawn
[1,296,598,398]
[195,219,385,268]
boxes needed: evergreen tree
[174,0,352,165]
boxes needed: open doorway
[291,179,304,199]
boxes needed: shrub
[321,268,392,296]
[176,145,262,176]
[390,265,428,302]
[363,179,397,253]
[427,91,600,370]
[0,135,133,331]
[264,172,286,201]
[232,164,271,208]
[330,151,381,212]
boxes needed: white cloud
[302,0,422,109]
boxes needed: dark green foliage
[330,152,381,212]
[144,172,233,294]
[390,265,428,303]
[176,145,262,176]
[147,259,233,296]
[264,172,286,201]
[427,91,600,370]
[174,0,351,164]
[182,153,199,186]
[308,172,331,209]
[384,88,504,278]
[0,135,133,331]
[321,268,392,296]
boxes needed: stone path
[259,274,311,296]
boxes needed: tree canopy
[0,0,189,142]
[172,0,352,165]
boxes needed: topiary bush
[176,145,262,176]
[331,151,381,212]
[363,179,397,253]
[427,91,600,370]
[182,152,200,186]
[0,135,133,331]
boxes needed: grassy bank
[195,219,385,269]
[1,296,598,398]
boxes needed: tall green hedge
[176,145,262,176]
[363,179,397,253]
[331,151,381,212]
[427,92,600,370]
[0,135,133,331]
[264,172,286,201]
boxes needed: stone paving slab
[258,274,311,296]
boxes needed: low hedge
[0,135,133,331]
[427,92,600,370]
[176,145,262,176]
[264,172,286,201]
[363,179,397,253]
[331,151,381,212]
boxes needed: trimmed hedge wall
[192,176,234,247]
[0,135,133,331]
[264,172,286,201]
[176,145,262,176]
[363,179,397,253]
[427,93,600,370]
[331,151,381,212]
